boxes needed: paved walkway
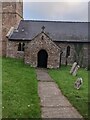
[36,68,83,118]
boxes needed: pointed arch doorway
[37,49,48,68]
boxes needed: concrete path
[36,68,83,118]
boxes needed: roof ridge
[21,19,88,23]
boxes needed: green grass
[48,65,88,118]
[2,57,41,118]
[2,57,89,118]
[0,57,2,119]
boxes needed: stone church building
[1,1,89,69]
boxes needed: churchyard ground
[2,57,41,118]
[48,65,88,118]
[2,57,88,118]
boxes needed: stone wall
[55,42,89,68]
[24,32,61,68]
[82,43,88,68]
[1,2,23,56]
[55,42,74,65]
[0,2,2,56]
[7,39,89,68]
[7,41,24,59]
[16,2,23,18]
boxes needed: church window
[18,43,21,51]
[22,43,25,51]
[41,35,44,40]
[18,43,25,51]
[66,46,70,57]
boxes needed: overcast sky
[23,0,89,22]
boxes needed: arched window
[66,46,70,58]
[18,43,21,51]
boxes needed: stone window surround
[18,42,25,51]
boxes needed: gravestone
[70,62,77,74]
[74,78,83,89]
[72,65,80,76]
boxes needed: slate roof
[9,20,89,42]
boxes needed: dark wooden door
[38,50,48,68]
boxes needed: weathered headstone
[72,65,80,76]
[70,62,77,74]
[74,78,83,89]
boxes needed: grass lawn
[48,65,88,118]
[2,57,41,118]
[0,57,2,119]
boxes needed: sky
[23,0,89,22]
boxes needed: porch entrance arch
[37,49,48,68]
